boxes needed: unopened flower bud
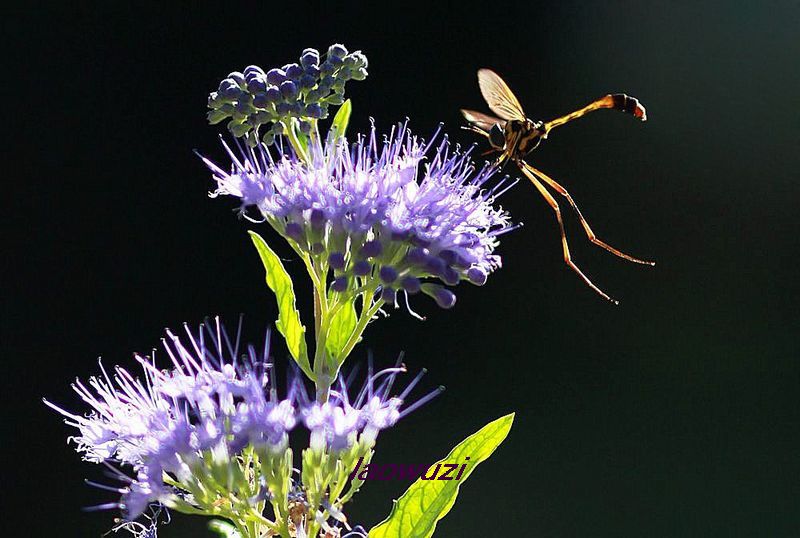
[328,44,348,59]
[424,256,445,275]
[300,48,320,68]
[246,76,267,94]
[280,80,298,100]
[305,103,323,119]
[438,250,457,265]
[207,109,229,125]
[326,93,344,106]
[400,276,421,294]
[440,266,460,286]
[352,260,371,276]
[379,266,398,284]
[351,68,368,81]
[228,121,251,137]
[422,284,457,309]
[331,276,348,293]
[285,63,303,81]
[304,64,320,78]
[285,222,304,240]
[266,68,286,85]
[467,267,488,286]
[329,252,346,270]
[244,65,265,77]
[381,287,396,304]
[299,74,316,89]
[309,209,325,230]
[218,80,242,100]
[227,71,246,87]
[405,247,428,265]
[252,93,269,108]
[265,86,281,103]
[361,240,382,258]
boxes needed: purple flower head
[202,122,516,311]
[298,355,443,451]
[45,319,297,520]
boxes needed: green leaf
[285,118,310,163]
[325,297,357,363]
[249,231,313,379]
[329,99,352,140]
[208,519,241,537]
[369,413,515,538]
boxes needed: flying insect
[461,68,654,304]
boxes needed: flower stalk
[48,44,516,538]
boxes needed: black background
[5,2,800,536]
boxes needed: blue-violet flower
[201,123,516,312]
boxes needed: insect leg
[525,164,655,266]
[543,94,646,133]
[518,163,619,304]
[460,124,488,137]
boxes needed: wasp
[462,69,654,304]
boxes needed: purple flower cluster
[46,320,437,520]
[300,360,443,452]
[46,321,294,519]
[202,123,516,310]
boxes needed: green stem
[233,521,250,538]
[339,296,385,364]
[312,261,334,402]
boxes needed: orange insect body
[461,69,654,304]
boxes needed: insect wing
[460,109,507,132]
[477,68,527,121]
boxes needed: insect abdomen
[610,94,647,121]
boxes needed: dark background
[5,2,799,536]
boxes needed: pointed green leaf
[249,231,313,379]
[329,99,352,140]
[369,413,514,538]
[208,519,241,537]
[285,118,310,163]
[325,297,357,363]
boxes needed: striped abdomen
[610,94,647,121]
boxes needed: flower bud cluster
[207,44,368,146]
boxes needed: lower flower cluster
[45,319,439,537]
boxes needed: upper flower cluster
[208,44,368,146]
[202,123,516,310]
[45,320,434,521]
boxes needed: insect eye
[489,124,505,149]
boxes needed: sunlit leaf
[330,99,352,140]
[285,118,310,162]
[326,297,357,364]
[208,519,241,537]
[249,231,313,379]
[369,413,514,538]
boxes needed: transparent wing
[477,68,527,121]
[460,109,507,132]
